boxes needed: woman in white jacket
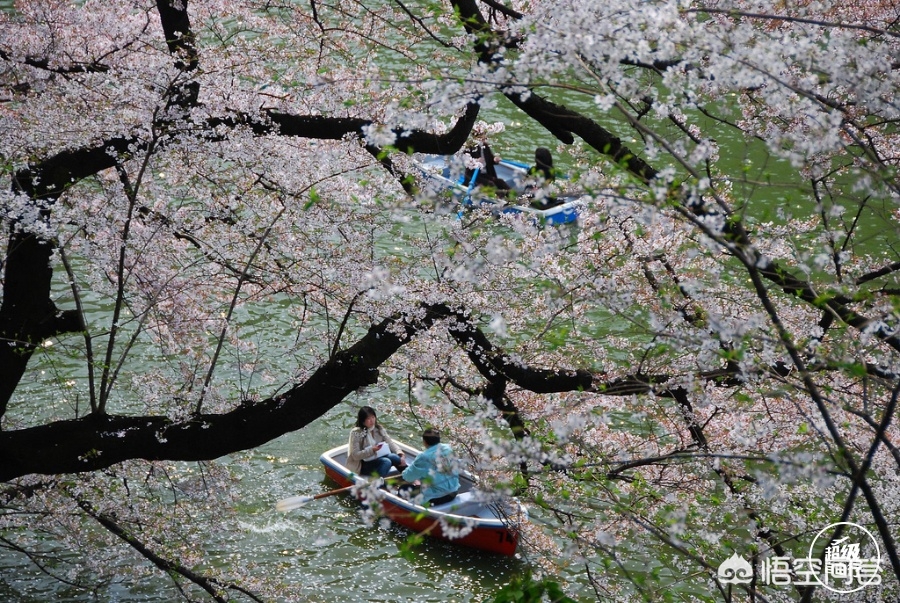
[347,406,406,476]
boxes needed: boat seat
[428,490,476,513]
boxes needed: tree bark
[0,139,135,417]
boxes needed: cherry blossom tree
[1,0,899,601]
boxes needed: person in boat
[400,428,460,506]
[347,406,406,477]
[464,143,511,196]
[529,147,555,183]
[525,147,563,209]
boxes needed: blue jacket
[401,443,459,502]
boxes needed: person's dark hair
[534,147,554,181]
[356,406,378,429]
[422,428,441,447]
[480,144,499,180]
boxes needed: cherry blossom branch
[0,137,136,416]
[0,5,154,83]
[0,96,479,418]
[665,386,800,568]
[623,227,827,568]
[156,0,199,68]
[195,205,287,416]
[646,166,900,577]
[0,298,768,481]
[604,446,700,480]
[98,143,160,416]
[743,246,900,583]
[0,303,444,480]
[687,7,900,39]
[625,510,777,603]
[59,249,98,414]
[629,241,795,533]
[0,9,480,414]
[331,290,367,359]
[639,122,900,577]
[601,451,834,480]
[75,496,263,603]
[391,0,457,48]
[608,87,900,357]
[844,405,900,470]
[450,0,658,183]
[0,49,110,74]
[610,230,806,566]
[0,533,89,591]
[839,381,900,515]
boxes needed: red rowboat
[319,441,526,556]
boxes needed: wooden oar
[276,485,355,512]
[275,474,406,512]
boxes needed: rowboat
[318,441,527,556]
[414,153,584,226]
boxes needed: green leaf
[304,188,321,210]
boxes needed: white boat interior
[323,443,519,522]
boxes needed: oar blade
[275,495,313,512]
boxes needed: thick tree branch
[155,0,200,109]
[0,305,443,481]
[451,0,658,183]
[427,304,595,392]
[156,0,199,69]
[266,100,480,155]
[478,0,523,20]
[0,299,772,481]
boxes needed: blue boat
[415,153,584,225]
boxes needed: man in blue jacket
[401,428,459,505]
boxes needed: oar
[276,474,405,512]
[276,484,355,512]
